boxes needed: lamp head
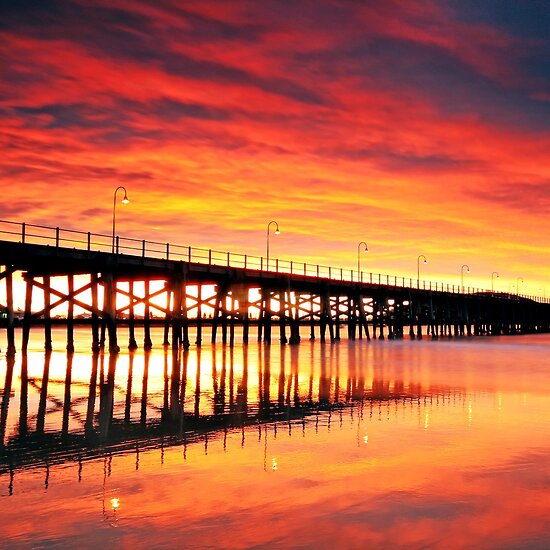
[274,228,280,235]
[122,194,129,204]
[467,269,470,273]
[423,259,427,264]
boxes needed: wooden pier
[1,220,549,354]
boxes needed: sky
[1,0,549,295]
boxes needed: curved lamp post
[112,186,130,252]
[461,264,470,291]
[266,220,280,270]
[357,241,368,279]
[417,255,427,286]
[491,271,499,293]
[516,277,524,295]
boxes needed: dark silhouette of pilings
[1,243,549,354]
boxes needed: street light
[357,241,368,278]
[417,255,427,286]
[266,220,280,270]
[461,264,470,291]
[112,186,130,252]
[516,277,524,295]
[491,271,499,293]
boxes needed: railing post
[261,257,263,270]
[142,240,145,257]
[56,227,60,248]
[209,249,212,265]
[304,263,306,276]
[188,246,192,262]
[116,235,120,254]
[276,258,279,272]
[341,268,343,281]
[245,255,247,269]
[227,252,230,267]
[290,261,293,274]
[330,266,332,279]
[88,232,91,252]
[317,265,320,277]
[166,243,170,260]
[21,222,26,244]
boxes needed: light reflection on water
[0,328,549,549]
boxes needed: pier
[1,220,549,355]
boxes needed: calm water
[0,328,549,549]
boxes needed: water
[1,328,549,549]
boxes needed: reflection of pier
[1,220,549,355]
[0,345,466,491]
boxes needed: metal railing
[0,219,548,303]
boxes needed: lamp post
[417,255,427,287]
[357,241,368,279]
[516,277,524,295]
[266,220,280,270]
[112,186,130,252]
[491,271,499,293]
[461,264,470,291]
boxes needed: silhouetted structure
[1,220,549,355]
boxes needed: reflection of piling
[19,355,28,437]
[85,353,99,432]
[62,353,73,436]
[36,352,52,434]
[0,356,15,447]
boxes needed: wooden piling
[128,280,138,350]
[5,268,16,357]
[196,284,203,346]
[279,291,287,344]
[43,275,53,351]
[90,275,100,352]
[163,282,171,346]
[66,274,75,353]
[104,273,119,353]
[22,275,33,353]
[143,280,153,350]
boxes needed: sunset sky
[1,0,549,294]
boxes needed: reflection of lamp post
[417,255,427,286]
[461,264,470,291]
[357,241,368,277]
[266,221,280,270]
[491,271,499,292]
[516,277,524,295]
[112,186,130,252]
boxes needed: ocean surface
[1,328,549,549]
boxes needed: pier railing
[0,219,547,303]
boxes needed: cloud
[0,0,549,289]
